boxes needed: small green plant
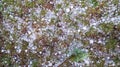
[1,55,12,66]
[58,48,89,67]
[90,0,99,7]
[69,48,89,62]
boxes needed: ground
[0,0,120,67]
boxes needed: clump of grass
[69,48,89,62]
[58,48,89,67]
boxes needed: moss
[25,1,35,8]
[1,55,12,66]
[99,23,114,33]
[40,9,46,16]
[2,0,15,5]
[37,0,45,5]
[56,4,62,9]
[112,0,119,5]
[105,37,117,50]
[85,26,97,37]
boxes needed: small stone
[66,8,70,13]
[48,63,52,66]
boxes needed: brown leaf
[21,27,27,34]
[43,3,54,10]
